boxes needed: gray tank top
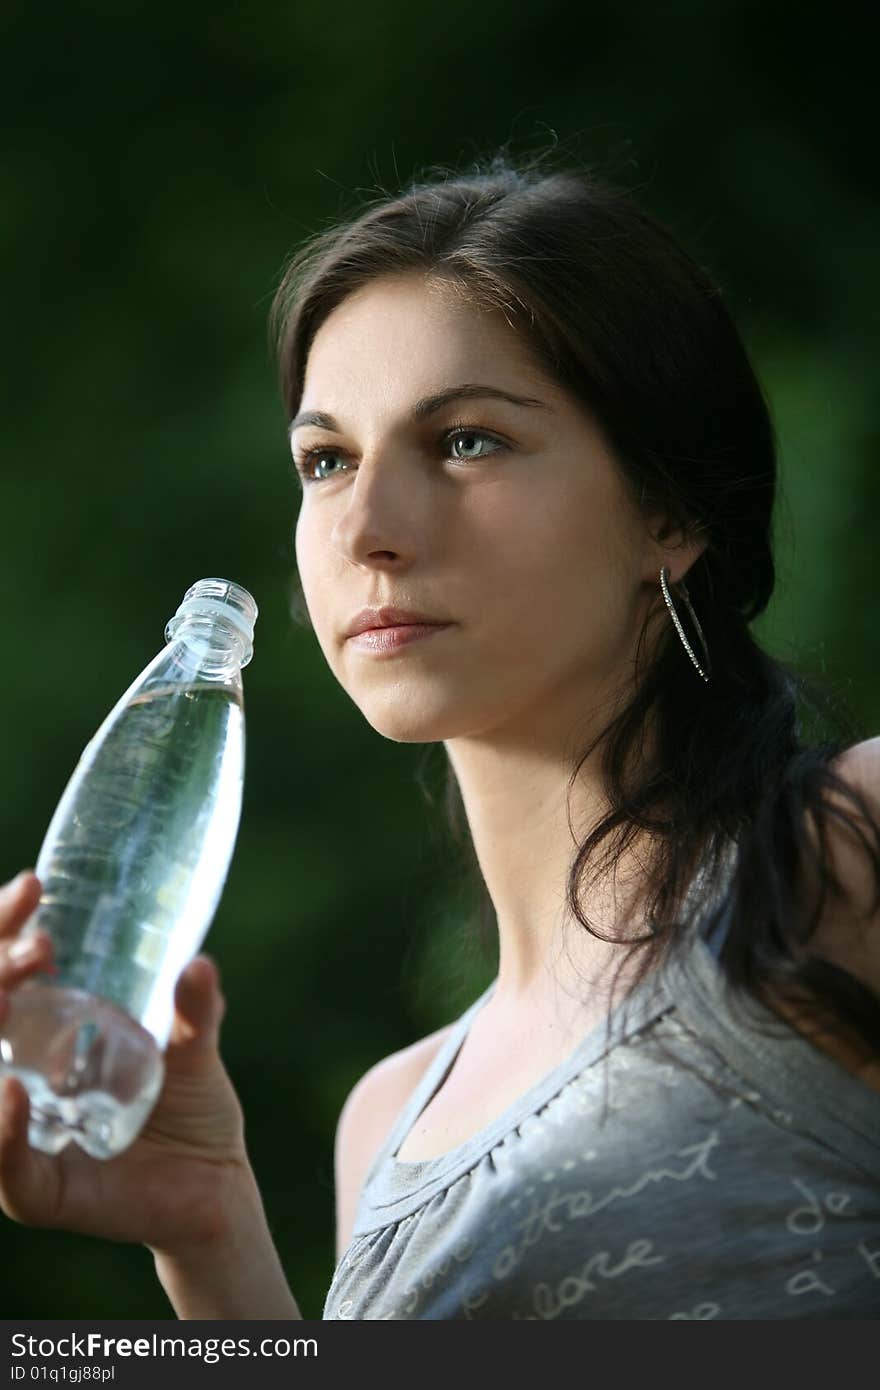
[323,849,880,1319]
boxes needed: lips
[348,623,451,655]
[345,606,450,638]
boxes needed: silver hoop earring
[660,566,711,683]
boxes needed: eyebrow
[288,383,552,437]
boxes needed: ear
[644,514,708,586]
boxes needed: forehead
[302,272,550,395]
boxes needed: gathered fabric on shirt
[323,845,880,1319]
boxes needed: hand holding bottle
[0,869,255,1258]
[0,579,257,1159]
[0,584,302,1315]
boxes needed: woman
[1,150,879,1319]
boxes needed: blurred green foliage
[1,0,877,1319]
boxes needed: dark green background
[1,0,877,1318]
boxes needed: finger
[166,955,226,1059]
[0,1076,59,1228]
[0,930,56,988]
[0,873,42,940]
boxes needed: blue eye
[448,428,498,461]
[295,447,349,484]
[293,425,505,486]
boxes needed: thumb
[167,955,226,1060]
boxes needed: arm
[151,1164,303,1319]
[155,1019,455,1314]
[0,899,302,1319]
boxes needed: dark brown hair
[269,147,880,1053]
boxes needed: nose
[329,454,423,569]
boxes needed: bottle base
[0,985,165,1159]
[7,1065,163,1159]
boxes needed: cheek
[465,494,646,706]
[294,508,327,595]
[293,505,310,570]
[293,515,307,591]
[294,511,334,642]
[475,485,631,631]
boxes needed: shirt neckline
[390,962,669,1172]
[355,836,739,1224]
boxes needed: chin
[352,682,525,744]
[342,680,479,744]
[358,708,457,745]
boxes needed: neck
[444,677,659,1019]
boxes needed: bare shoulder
[805,734,880,991]
[830,735,880,808]
[332,1019,456,1261]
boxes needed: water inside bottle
[2,987,165,1157]
[1,680,244,1157]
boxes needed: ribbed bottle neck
[164,579,258,672]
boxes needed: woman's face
[292,271,674,745]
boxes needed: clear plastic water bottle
[0,578,257,1160]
